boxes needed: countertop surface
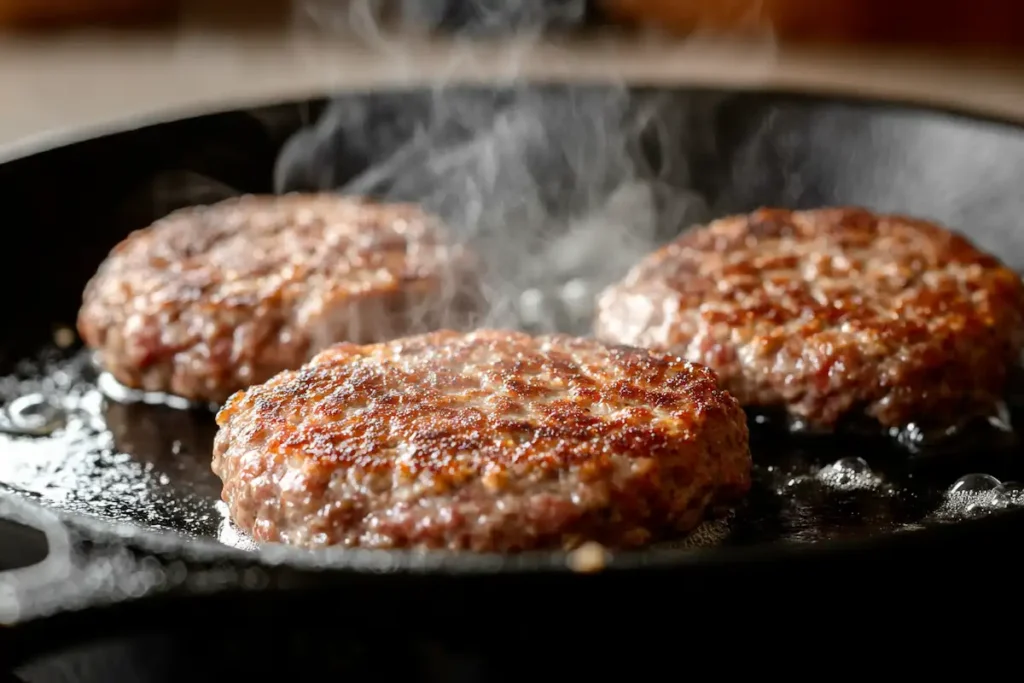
[3,21,1024,155]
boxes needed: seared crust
[595,207,1024,430]
[211,329,751,551]
[77,194,479,404]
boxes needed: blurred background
[0,0,1022,44]
[1,0,1024,150]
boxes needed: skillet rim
[1,83,1024,576]
[3,80,1024,166]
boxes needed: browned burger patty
[211,329,751,551]
[595,207,1024,431]
[77,194,479,404]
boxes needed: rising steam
[294,0,588,38]
[275,1,762,335]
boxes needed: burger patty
[77,194,480,404]
[594,207,1024,431]
[211,329,751,552]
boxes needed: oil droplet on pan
[939,473,1014,520]
[1,394,66,437]
[815,456,883,490]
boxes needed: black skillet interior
[4,85,1024,663]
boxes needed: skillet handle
[0,495,266,669]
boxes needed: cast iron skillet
[2,85,1024,667]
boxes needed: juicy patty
[594,207,1024,431]
[211,329,751,552]
[77,194,479,404]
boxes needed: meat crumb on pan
[211,329,752,552]
[595,207,1024,433]
[77,193,481,404]
[568,542,609,573]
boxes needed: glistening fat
[211,329,752,551]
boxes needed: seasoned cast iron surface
[2,348,1023,552]
[2,87,1024,566]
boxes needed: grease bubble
[994,481,1024,506]
[949,473,1001,495]
[816,456,881,489]
[833,456,870,474]
[963,501,992,517]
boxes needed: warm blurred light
[0,0,178,28]
[601,0,1024,46]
